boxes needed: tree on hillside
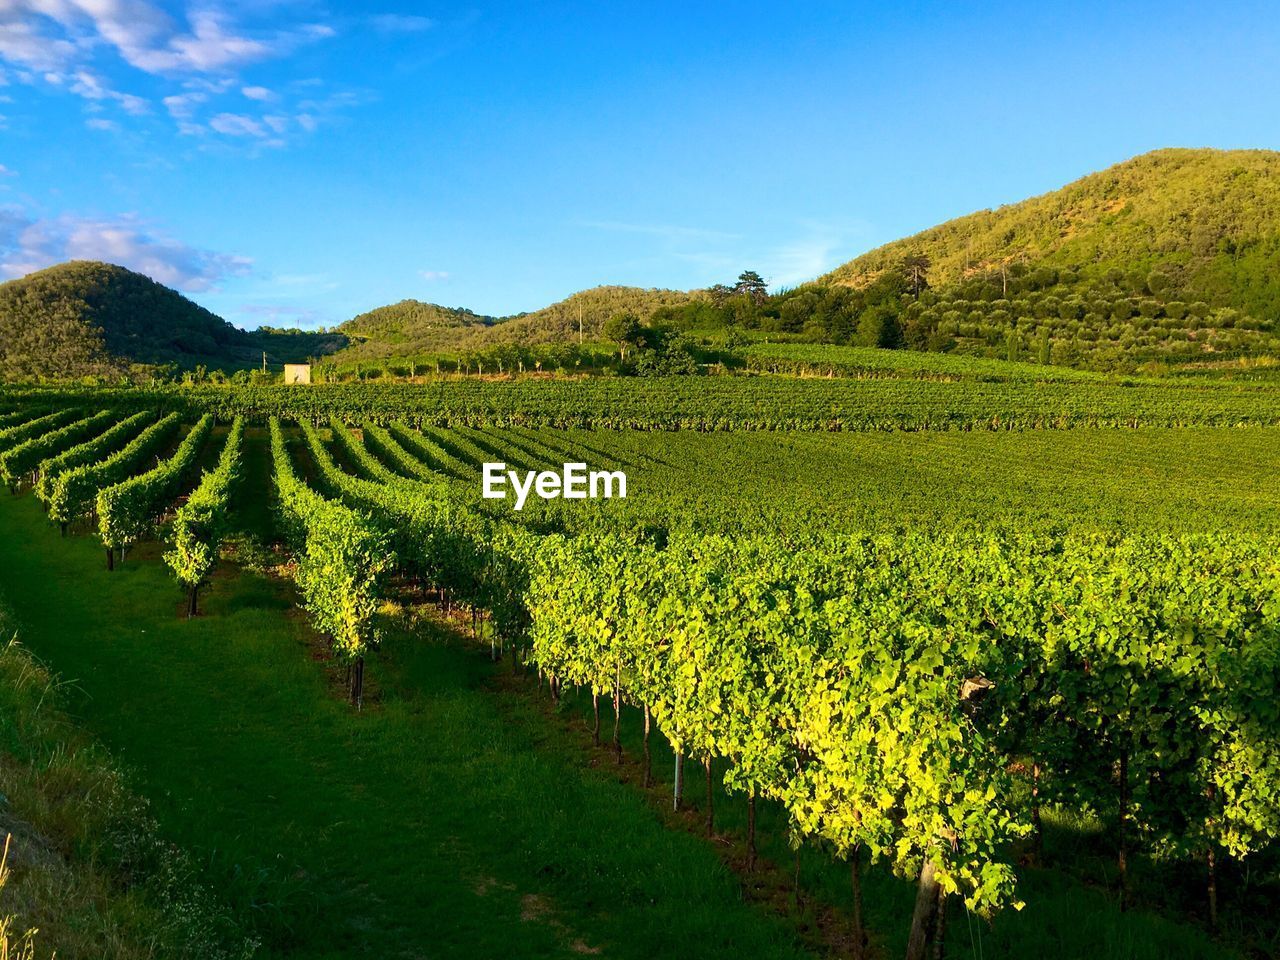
[604,311,643,361]
[733,270,769,306]
[707,284,735,306]
[901,255,931,298]
[857,305,903,349]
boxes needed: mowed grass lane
[0,485,813,960]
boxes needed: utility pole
[578,303,583,345]
[262,351,267,374]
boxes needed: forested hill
[333,299,498,361]
[471,286,702,347]
[331,285,701,362]
[0,261,343,380]
[331,149,1280,372]
[822,148,1280,317]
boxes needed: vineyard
[0,384,1276,960]
[9,374,1280,430]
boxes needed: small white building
[283,363,312,385]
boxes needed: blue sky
[1,1,1278,329]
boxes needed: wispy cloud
[0,3,332,76]
[0,14,78,72]
[0,2,343,145]
[209,112,267,137]
[163,90,207,119]
[419,269,450,281]
[67,70,149,115]
[0,206,252,291]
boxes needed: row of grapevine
[268,418,392,707]
[0,408,34,431]
[95,415,214,567]
[0,409,78,454]
[11,377,1280,431]
[316,420,539,643]
[0,409,113,488]
[165,418,245,616]
[743,342,1102,382]
[386,422,473,479]
[360,422,440,482]
[518,531,1280,957]
[34,412,152,507]
[286,422,1280,957]
[302,422,1025,940]
[301,425,1010,957]
[295,420,524,634]
[45,414,180,534]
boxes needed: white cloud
[85,117,120,131]
[371,14,434,34]
[208,111,265,137]
[182,77,234,94]
[0,207,253,291]
[0,15,79,71]
[419,270,450,281]
[135,10,270,73]
[163,91,206,118]
[0,165,15,177]
[0,3,354,145]
[69,70,148,115]
[0,3,325,77]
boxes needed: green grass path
[0,491,813,960]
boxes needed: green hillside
[323,285,703,372]
[335,299,498,360]
[0,261,343,380]
[331,150,1280,373]
[472,286,701,347]
[824,149,1280,307]
[806,149,1280,367]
